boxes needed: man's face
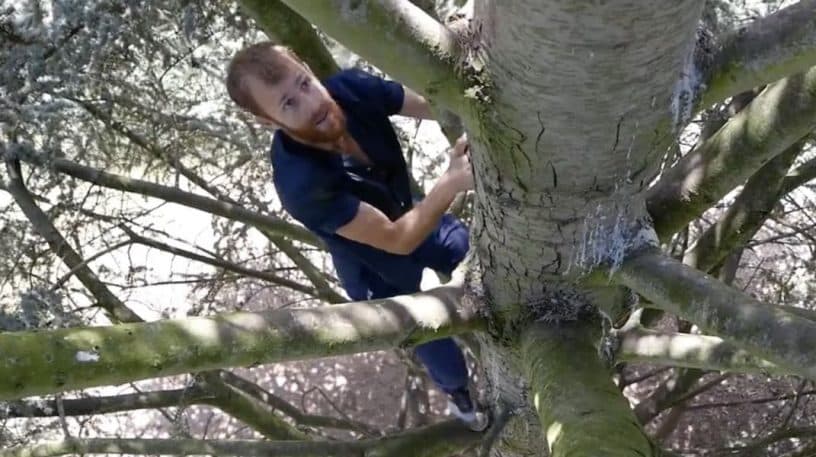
[247,56,345,143]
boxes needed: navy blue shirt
[270,69,468,299]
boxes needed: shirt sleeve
[281,172,361,234]
[345,68,405,115]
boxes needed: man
[225,42,486,431]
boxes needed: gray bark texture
[432,1,815,455]
[461,2,701,454]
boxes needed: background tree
[3,0,816,456]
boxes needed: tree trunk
[461,1,703,455]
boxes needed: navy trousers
[331,214,470,394]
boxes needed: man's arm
[336,136,471,255]
[398,86,435,120]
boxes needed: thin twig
[50,240,132,291]
[302,386,357,432]
[685,390,816,411]
[667,373,731,409]
[621,367,673,387]
[779,379,809,430]
[55,395,70,438]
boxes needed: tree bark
[238,0,340,80]
[279,0,467,112]
[682,142,802,272]
[648,67,816,240]
[615,249,816,380]
[469,0,701,309]
[0,421,479,457]
[781,155,816,195]
[521,321,657,457]
[617,326,781,376]
[701,0,816,109]
[459,2,700,455]
[0,282,480,400]
[1,388,211,418]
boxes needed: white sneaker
[448,399,489,432]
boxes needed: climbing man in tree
[225,41,487,431]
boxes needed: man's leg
[413,213,470,281]
[406,213,473,394]
[416,214,487,428]
[369,275,487,431]
[413,338,469,394]
[331,253,371,301]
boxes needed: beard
[286,99,346,144]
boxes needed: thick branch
[617,326,782,375]
[1,388,210,418]
[614,249,816,380]
[0,421,479,457]
[0,438,351,457]
[5,153,334,438]
[407,0,443,20]
[278,0,468,113]
[630,258,743,429]
[17,154,322,248]
[521,321,657,457]
[217,370,377,435]
[238,0,339,80]
[632,251,742,430]
[711,427,816,456]
[701,0,816,108]
[648,67,816,240]
[6,158,309,438]
[781,156,816,195]
[3,375,362,438]
[0,282,481,400]
[682,143,802,272]
[779,305,816,323]
[633,368,711,426]
[3,160,143,323]
[2,374,308,441]
[199,375,308,440]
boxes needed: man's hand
[336,133,474,256]
[445,135,473,193]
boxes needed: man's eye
[301,79,310,89]
[283,99,293,109]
